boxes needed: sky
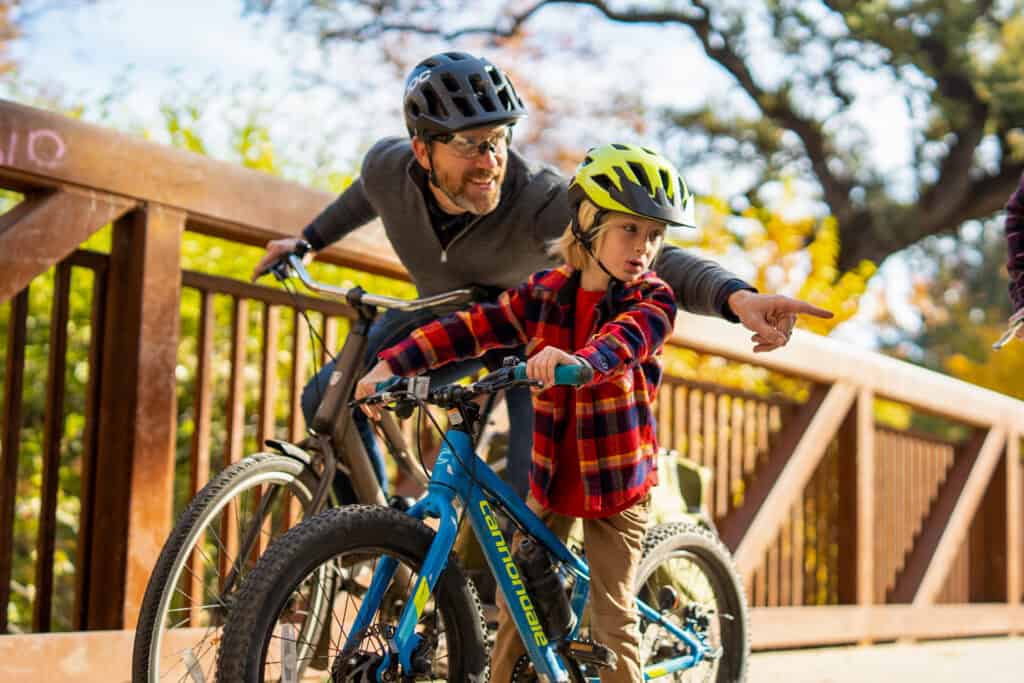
[6,0,932,347]
[10,1,918,174]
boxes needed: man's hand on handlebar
[355,361,398,420]
[252,237,313,282]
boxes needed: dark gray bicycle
[131,243,489,683]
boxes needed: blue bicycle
[217,363,749,682]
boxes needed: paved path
[749,636,1024,682]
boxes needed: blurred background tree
[880,215,1024,401]
[248,0,1024,272]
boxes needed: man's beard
[434,166,504,214]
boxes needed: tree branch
[837,162,1024,270]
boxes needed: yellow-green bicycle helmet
[568,143,696,228]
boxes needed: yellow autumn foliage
[663,184,876,398]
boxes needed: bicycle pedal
[563,638,617,669]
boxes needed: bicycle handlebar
[510,362,593,386]
[262,241,475,312]
[354,362,593,412]
[284,254,475,311]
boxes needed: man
[253,51,832,500]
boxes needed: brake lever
[269,261,291,282]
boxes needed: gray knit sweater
[303,137,751,319]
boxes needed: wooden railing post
[838,389,876,614]
[83,204,183,629]
[0,289,28,634]
[970,437,1009,602]
[856,390,876,610]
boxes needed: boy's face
[411,124,510,215]
[594,212,666,281]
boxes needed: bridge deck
[750,635,1024,682]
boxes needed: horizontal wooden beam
[750,605,1024,649]
[4,101,1023,431]
[0,188,135,302]
[2,611,1020,681]
[670,312,1024,428]
[181,269,356,318]
[0,98,406,280]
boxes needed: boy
[357,143,691,681]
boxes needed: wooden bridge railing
[0,100,1022,676]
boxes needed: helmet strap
[425,142,464,210]
[570,213,620,283]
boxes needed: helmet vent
[486,65,502,85]
[471,74,487,92]
[659,169,671,196]
[497,88,513,111]
[452,96,474,117]
[642,146,657,155]
[628,162,653,194]
[446,52,467,61]
[441,74,460,92]
[468,74,497,112]
[593,174,615,193]
[422,85,448,119]
[611,143,630,151]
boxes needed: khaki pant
[489,494,650,683]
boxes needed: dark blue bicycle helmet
[404,52,527,138]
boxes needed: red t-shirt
[546,286,605,517]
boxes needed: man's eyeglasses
[433,127,512,160]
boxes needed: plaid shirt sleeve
[575,279,677,384]
[1007,172,1024,314]
[379,278,534,376]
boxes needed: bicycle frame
[224,250,516,611]
[345,427,709,681]
[277,253,477,512]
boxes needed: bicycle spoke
[180,648,206,683]
[165,603,225,615]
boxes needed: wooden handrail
[2,99,1023,658]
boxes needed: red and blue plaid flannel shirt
[379,265,677,515]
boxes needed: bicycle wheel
[635,522,749,682]
[217,505,490,682]
[132,452,328,683]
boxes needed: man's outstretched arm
[654,245,833,353]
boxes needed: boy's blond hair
[546,199,611,269]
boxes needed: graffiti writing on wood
[0,128,68,170]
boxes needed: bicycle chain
[509,654,536,682]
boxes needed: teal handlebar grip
[511,362,593,386]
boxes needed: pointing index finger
[785,299,834,319]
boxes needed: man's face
[414,124,511,215]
